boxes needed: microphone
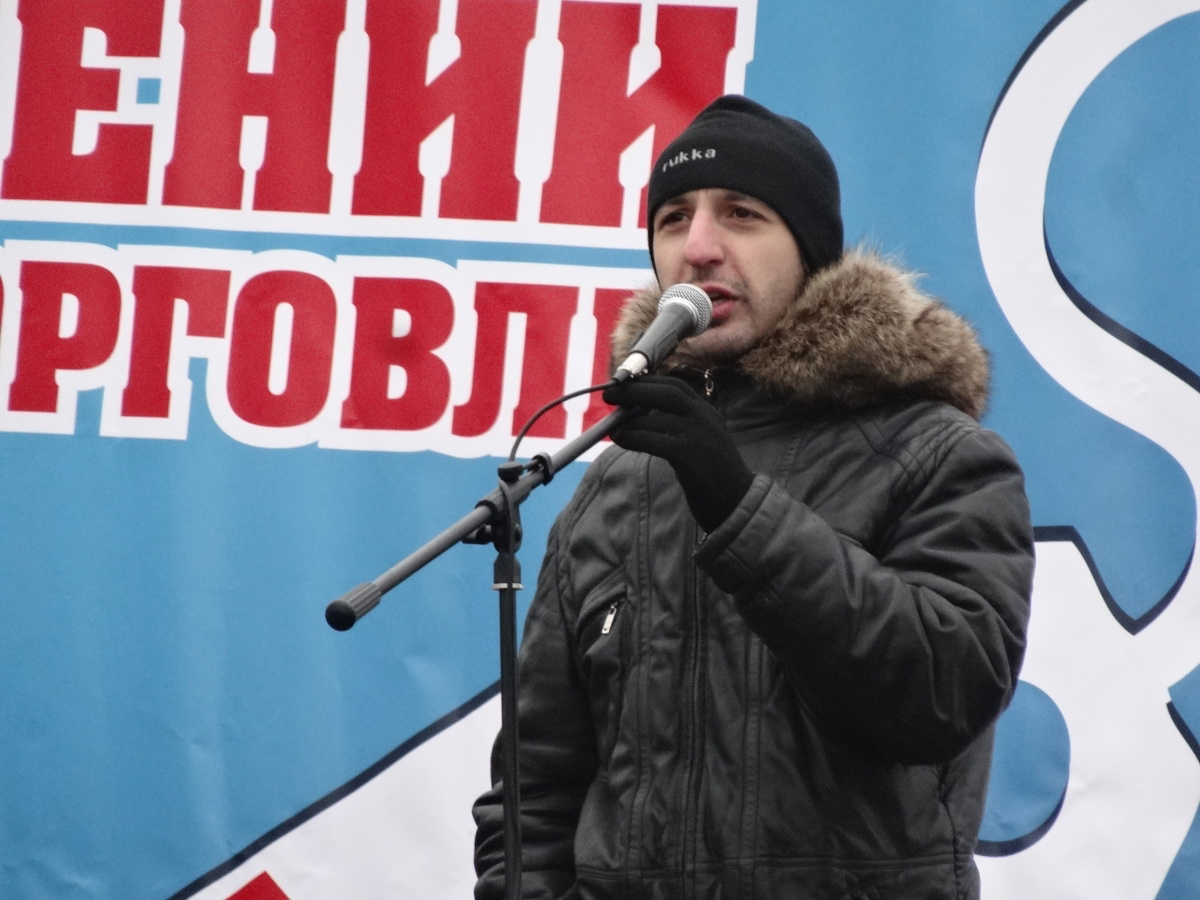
[613,283,713,381]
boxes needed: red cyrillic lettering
[542,3,737,227]
[226,271,335,427]
[451,283,575,439]
[8,261,122,412]
[340,277,453,431]
[163,0,344,212]
[1,0,163,203]
[121,267,231,418]
[582,287,630,431]
[352,0,535,220]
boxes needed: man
[473,94,1034,899]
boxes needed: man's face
[651,188,806,365]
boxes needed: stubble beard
[670,268,805,368]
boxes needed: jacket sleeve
[695,424,1034,764]
[472,519,598,900]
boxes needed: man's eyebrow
[659,196,690,209]
[718,189,763,205]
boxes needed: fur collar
[610,249,989,420]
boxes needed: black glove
[602,375,754,533]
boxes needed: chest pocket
[574,570,632,764]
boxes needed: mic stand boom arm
[324,405,626,631]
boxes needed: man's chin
[674,333,748,368]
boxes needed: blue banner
[2,1,1197,897]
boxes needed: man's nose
[682,210,724,269]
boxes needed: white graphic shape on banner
[976,0,1200,895]
[976,0,1200,490]
[978,540,1200,897]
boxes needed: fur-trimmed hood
[610,249,990,420]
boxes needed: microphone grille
[658,283,713,335]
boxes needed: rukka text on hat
[661,149,719,172]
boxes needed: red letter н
[351,0,534,221]
[162,0,344,212]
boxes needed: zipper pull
[703,367,715,397]
[601,601,620,634]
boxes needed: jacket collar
[610,249,990,421]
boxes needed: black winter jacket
[474,251,1035,899]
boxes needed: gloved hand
[602,375,754,533]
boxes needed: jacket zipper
[681,524,706,890]
[682,366,717,888]
[600,600,620,635]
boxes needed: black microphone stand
[325,406,627,900]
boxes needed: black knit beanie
[647,95,843,274]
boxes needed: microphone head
[658,283,713,336]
